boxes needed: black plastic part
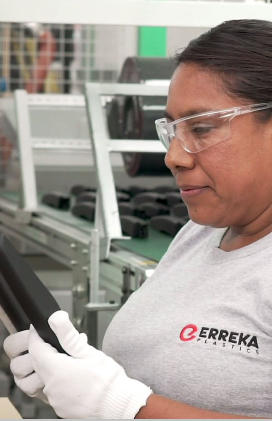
[70,185,95,197]
[165,192,183,207]
[133,192,167,205]
[128,186,147,197]
[0,235,66,354]
[76,192,97,203]
[120,216,149,238]
[42,192,70,210]
[72,202,96,222]
[0,272,30,331]
[153,186,178,194]
[76,191,130,204]
[150,215,187,237]
[171,203,188,218]
[134,203,169,219]
[116,192,130,203]
[116,186,131,195]
[118,203,135,216]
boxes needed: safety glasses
[155,102,272,153]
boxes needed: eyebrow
[164,107,215,121]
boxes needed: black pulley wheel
[108,56,175,176]
[119,56,175,83]
[122,94,170,176]
[106,98,121,139]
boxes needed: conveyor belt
[0,192,173,262]
[115,230,171,262]
[0,192,92,231]
[39,204,92,232]
[1,192,19,205]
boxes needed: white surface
[93,26,137,72]
[0,398,22,419]
[0,0,271,27]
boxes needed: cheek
[205,126,257,188]
[203,129,271,207]
[189,123,272,226]
[199,138,257,209]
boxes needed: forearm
[136,395,259,419]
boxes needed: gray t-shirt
[102,221,272,418]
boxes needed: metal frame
[0,86,161,346]
[0,0,271,27]
[9,91,94,329]
[0,93,96,168]
[85,82,168,259]
[12,90,91,216]
[0,196,91,328]
[0,195,157,346]
[22,92,89,139]
[14,90,38,219]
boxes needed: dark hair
[175,19,272,121]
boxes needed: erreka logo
[180,324,260,355]
[180,324,198,341]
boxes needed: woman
[4,19,272,419]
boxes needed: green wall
[138,26,167,57]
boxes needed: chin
[188,210,228,229]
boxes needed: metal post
[90,229,100,304]
[85,83,123,245]
[84,82,168,251]
[14,90,38,213]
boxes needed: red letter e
[180,324,198,341]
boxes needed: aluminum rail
[85,82,169,249]
[0,0,270,27]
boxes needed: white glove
[28,310,153,419]
[3,330,48,403]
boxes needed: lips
[178,185,210,198]
[179,185,207,191]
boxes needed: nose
[164,136,196,171]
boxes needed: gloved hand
[3,330,48,403]
[28,310,153,419]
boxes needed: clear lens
[177,113,232,152]
[156,113,232,153]
[156,124,171,150]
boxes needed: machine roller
[108,56,176,176]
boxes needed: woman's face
[165,63,272,228]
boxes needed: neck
[220,205,272,252]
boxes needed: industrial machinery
[0,70,189,351]
[112,56,175,176]
[0,57,188,343]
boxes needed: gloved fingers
[29,325,73,385]
[28,325,58,356]
[10,353,34,379]
[79,332,88,344]
[48,311,96,359]
[14,372,45,398]
[3,330,29,359]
